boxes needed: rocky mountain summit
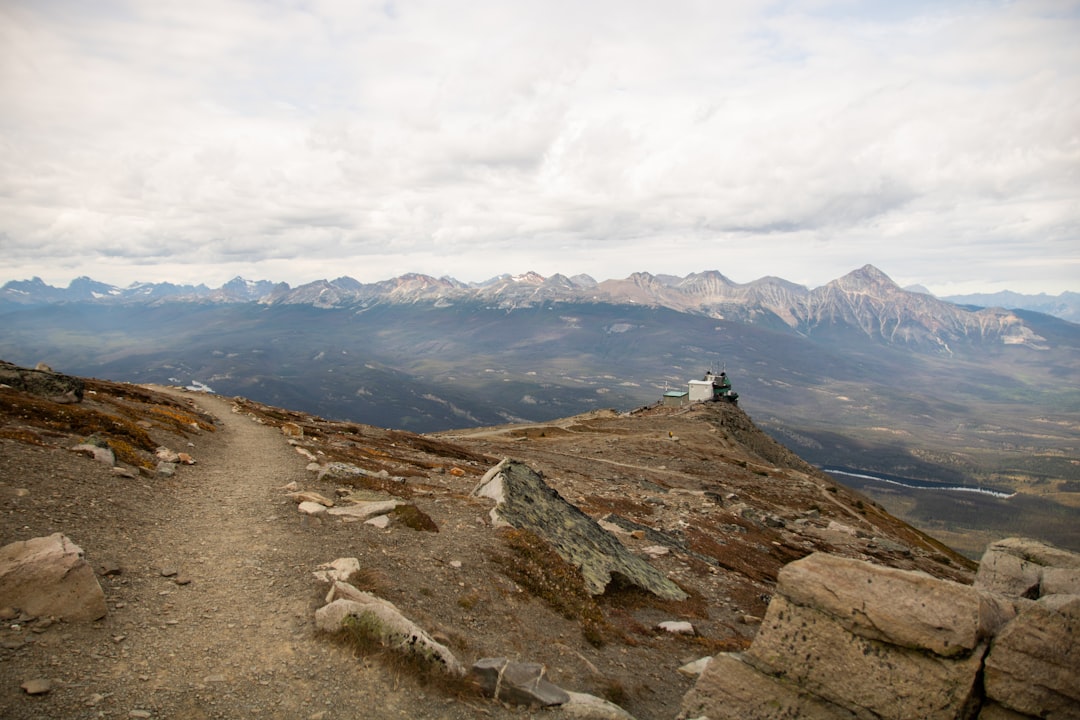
[0,361,1075,719]
[1,265,1051,351]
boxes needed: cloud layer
[2,0,1078,293]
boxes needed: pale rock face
[975,537,1080,598]
[779,553,985,656]
[983,595,1080,718]
[0,533,106,621]
[679,540,1080,720]
[681,653,857,720]
[747,594,986,720]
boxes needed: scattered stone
[156,462,176,477]
[449,467,466,477]
[364,514,390,529]
[111,467,137,478]
[129,710,152,718]
[159,568,178,578]
[312,558,360,584]
[288,491,335,507]
[326,500,404,520]
[85,692,105,706]
[73,443,116,465]
[740,614,762,625]
[561,690,637,719]
[0,533,106,621]
[21,678,52,695]
[281,422,303,438]
[155,447,181,463]
[677,657,712,677]
[173,575,192,586]
[177,452,195,465]
[449,560,463,568]
[0,606,18,620]
[298,501,327,516]
[642,545,669,558]
[203,674,227,683]
[471,657,570,707]
[657,620,695,635]
[279,481,299,491]
[99,561,123,577]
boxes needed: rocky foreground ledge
[680,536,1080,720]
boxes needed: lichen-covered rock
[0,533,106,621]
[983,595,1080,719]
[472,459,687,601]
[316,598,464,676]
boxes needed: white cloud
[1,0,1077,294]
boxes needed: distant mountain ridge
[0,265,1065,352]
[942,289,1080,324]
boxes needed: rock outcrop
[0,360,84,403]
[0,533,106,621]
[680,538,1080,720]
[473,458,687,601]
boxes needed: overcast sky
[1,1,1077,295]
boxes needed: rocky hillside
[0,360,1035,719]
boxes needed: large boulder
[472,459,687,601]
[975,538,1080,599]
[983,595,1080,719]
[680,539,1080,720]
[778,552,986,656]
[746,594,986,720]
[0,533,106,621]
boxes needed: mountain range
[4,263,1077,327]
[1,265,1077,555]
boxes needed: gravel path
[2,391,498,719]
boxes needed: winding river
[823,467,1016,500]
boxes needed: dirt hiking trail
[1,390,506,720]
